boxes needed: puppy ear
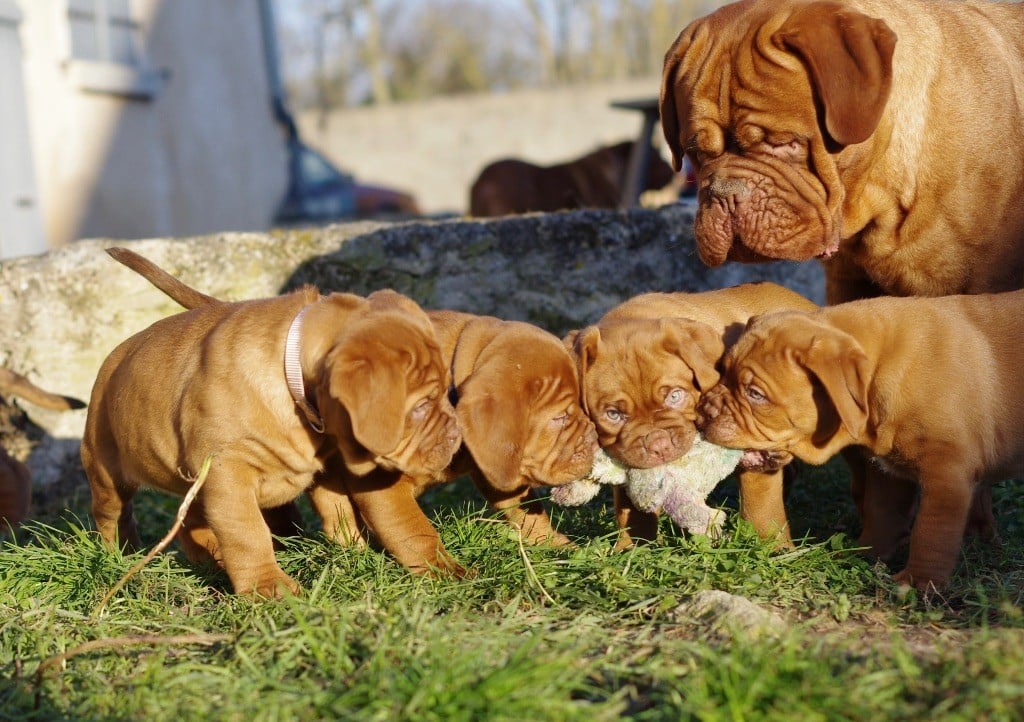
[773,2,896,146]
[661,318,724,393]
[327,359,406,456]
[660,30,690,172]
[455,383,525,492]
[799,332,871,439]
[567,326,601,416]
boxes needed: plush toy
[550,435,744,538]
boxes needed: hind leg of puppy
[963,485,999,546]
[307,479,367,547]
[737,469,793,549]
[201,463,300,598]
[83,461,142,551]
[349,472,467,577]
[613,486,658,551]
[856,465,917,562]
[895,467,974,591]
[471,475,572,547]
[177,499,224,568]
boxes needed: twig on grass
[33,633,233,708]
[476,517,557,605]
[92,455,214,618]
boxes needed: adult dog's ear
[798,330,871,439]
[661,318,724,393]
[660,27,694,172]
[455,381,525,492]
[774,1,896,146]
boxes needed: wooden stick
[92,455,214,618]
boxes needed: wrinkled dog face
[569,317,722,469]
[699,311,868,467]
[516,359,598,487]
[456,333,598,491]
[659,0,895,266]
[319,298,461,478]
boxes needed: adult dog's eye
[664,388,687,408]
[745,385,768,404]
[605,408,625,424]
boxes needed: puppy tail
[106,246,221,310]
[0,368,86,411]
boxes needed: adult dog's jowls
[659,0,1024,297]
[1,369,86,530]
[82,248,461,597]
[698,291,1024,591]
[565,282,817,549]
[313,311,599,576]
[660,0,1024,551]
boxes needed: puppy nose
[644,431,674,463]
[445,417,461,447]
[708,176,750,205]
[696,395,721,427]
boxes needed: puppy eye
[411,398,432,421]
[550,412,569,428]
[745,385,768,404]
[605,408,625,424]
[664,388,687,408]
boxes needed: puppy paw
[236,569,302,599]
[892,568,945,594]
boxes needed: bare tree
[523,0,557,85]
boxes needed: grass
[1,458,1023,721]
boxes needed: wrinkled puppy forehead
[344,314,446,380]
[728,310,821,370]
[365,288,434,325]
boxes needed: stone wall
[0,207,824,486]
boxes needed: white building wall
[16,0,288,249]
[0,0,46,259]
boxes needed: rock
[670,589,790,641]
[0,205,824,487]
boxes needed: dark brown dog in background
[469,140,676,216]
[84,248,461,597]
[0,368,85,530]
[660,0,1024,551]
[699,290,1024,591]
[565,282,817,550]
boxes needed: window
[68,0,139,64]
[65,0,163,100]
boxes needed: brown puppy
[83,248,461,597]
[566,282,817,549]
[312,311,599,575]
[105,248,596,576]
[469,140,676,216]
[0,369,86,529]
[699,291,1024,591]
[660,0,1024,550]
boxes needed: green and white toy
[551,435,743,538]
